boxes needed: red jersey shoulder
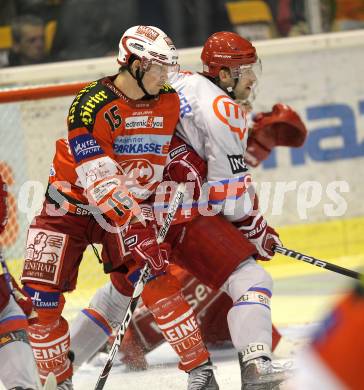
[158,83,180,116]
[159,83,176,95]
[68,78,119,132]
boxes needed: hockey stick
[42,372,57,390]
[94,183,186,390]
[0,247,15,295]
[274,245,363,280]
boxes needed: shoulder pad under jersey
[67,79,118,132]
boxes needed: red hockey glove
[235,213,281,261]
[123,220,170,274]
[0,174,8,234]
[245,103,307,167]
[164,135,207,200]
[86,175,140,227]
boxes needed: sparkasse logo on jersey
[113,134,170,156]
[125,116,164,129]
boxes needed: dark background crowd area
[0,0,363,67]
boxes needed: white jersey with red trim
[171,71,252,222]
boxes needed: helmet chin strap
[136,68,156,99]
[226,78,239,99]
[206,73,238,100]
[209,72,239,99]
[127,65,156,99]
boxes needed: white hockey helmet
[117,25,179,71]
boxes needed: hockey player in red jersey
[70,31,307,390]
[0,173,45,389]
[19,25,181,388]
[287,277,364,390]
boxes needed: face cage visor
[230,58,262,103]
[140,58,180,81]
[229,58,262,81]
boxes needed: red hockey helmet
[201,31,258,78]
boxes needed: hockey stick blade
[42,372,57,390]
[94,183,186,390]
[274,245,363,280]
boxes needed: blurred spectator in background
[266,0,308,36]
[162,0,232,47]
[0,0,17,25]
[5,14,49,66]
[50,0,138,61]
[225,0,278,41]
[333,0,364,31]
[13,0,63,23]
[224,0,333,41]
[50,0,232,62]
[2,0,361,66]
[265,0,335,37]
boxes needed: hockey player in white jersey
[145,31,306,389]
[157,32,290,389]
[70,31,307,390]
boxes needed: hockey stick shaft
[0,179,14,295]
[94,183,186,390]
[0,247,15,294]
[274,245,363,280]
